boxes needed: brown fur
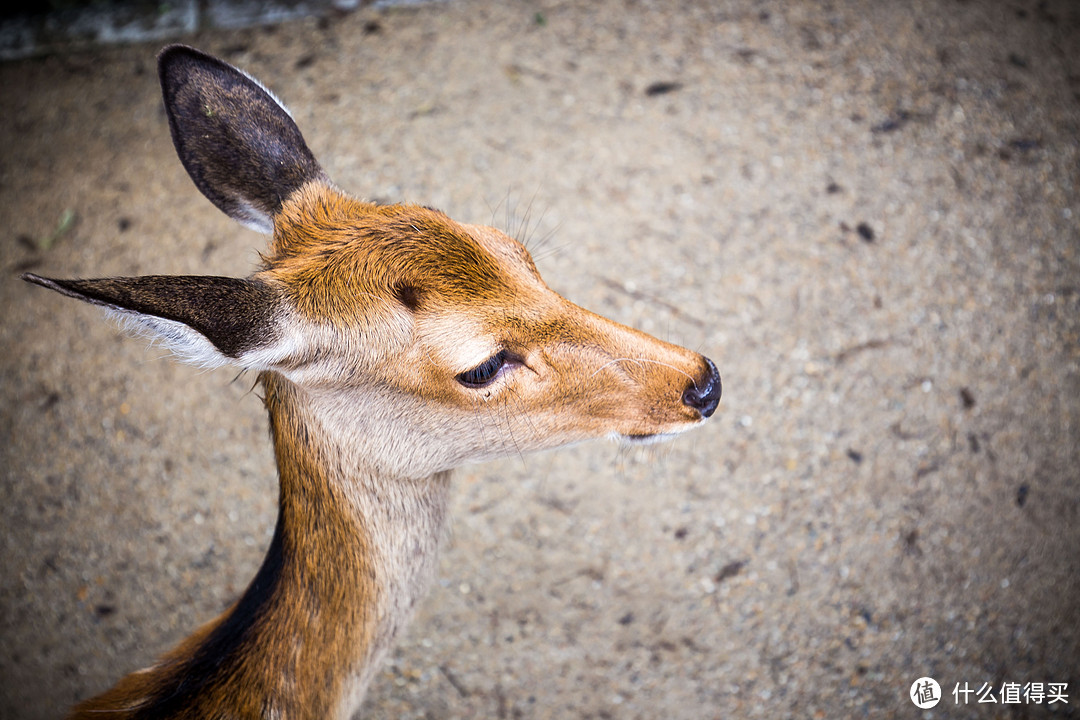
[69,375,382,719]
[267,183,515,321]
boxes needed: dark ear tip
[157,44,201,66]
[157,45,220,84]
[22,273,74,296]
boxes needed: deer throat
[261,371,452,718]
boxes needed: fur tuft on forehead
[265,182,509,323]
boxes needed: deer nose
[682,357,721,418]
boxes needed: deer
[23,45,721,719]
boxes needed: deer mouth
[619,432,678,445]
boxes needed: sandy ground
[1,1,1078,718]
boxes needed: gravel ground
[1,1,1078,718]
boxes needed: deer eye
[457,350,508,388]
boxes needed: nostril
[682,358,722,419]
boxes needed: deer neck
[258,370,452,717]
[69,373,450,720]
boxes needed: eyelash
[456,350,509,388]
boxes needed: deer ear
[158,44,328,234]
[23,273,291,370]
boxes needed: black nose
[682,357,721,418]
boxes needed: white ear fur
[229,198,276,236]
[107,305,306,372]
[109,307,234,369]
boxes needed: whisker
[515,187,540,249]
[502,389,529,466]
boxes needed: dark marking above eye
[394,282,422,312]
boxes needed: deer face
[248,186,719,478]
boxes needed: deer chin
[614,431,679,446]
